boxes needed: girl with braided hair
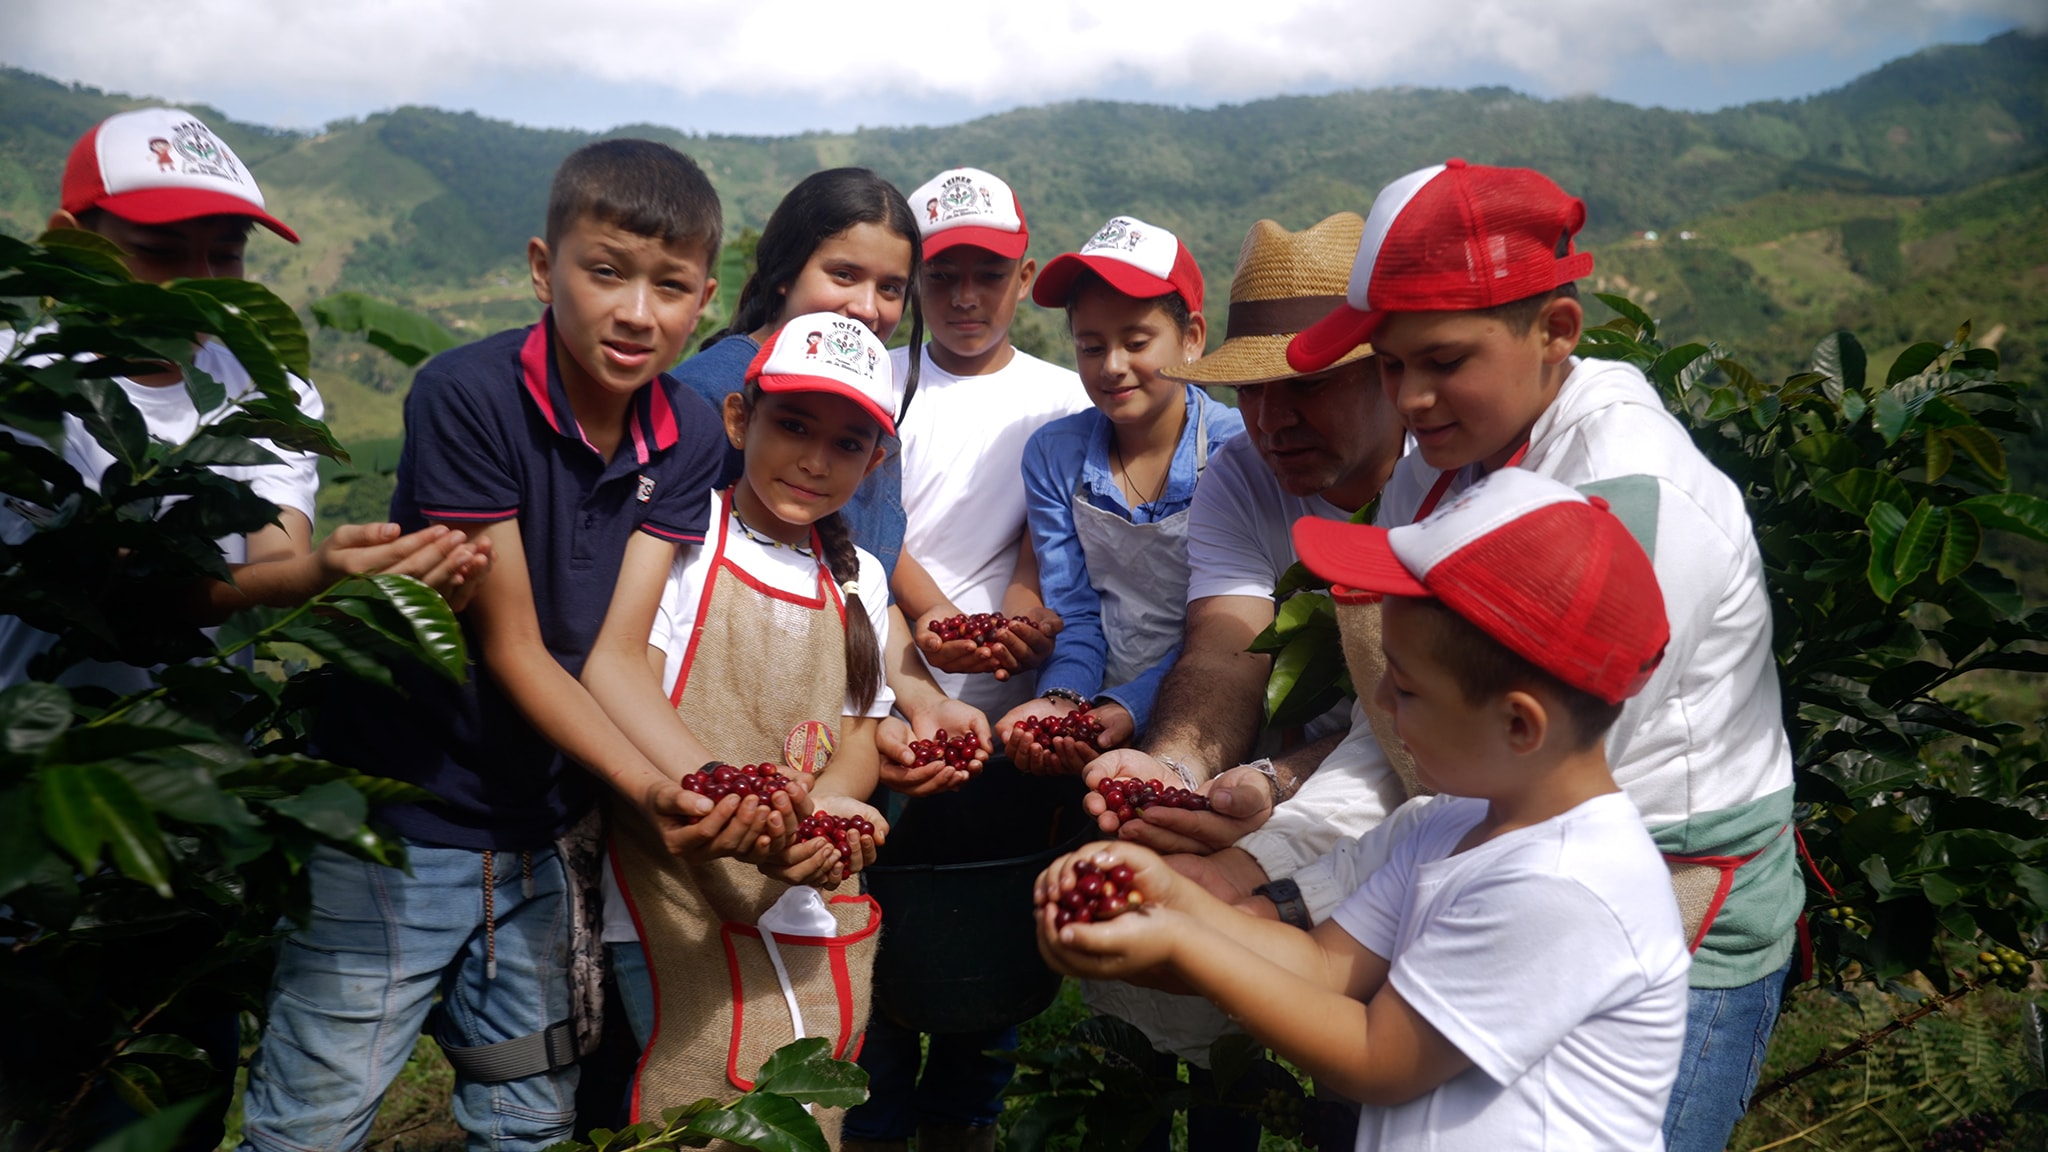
[587,312,899,1126]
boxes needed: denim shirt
[1021,385,1245,735]
[680,333,907,582]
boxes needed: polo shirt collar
[519,310,682,466]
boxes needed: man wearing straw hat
[1082,213,1413,915]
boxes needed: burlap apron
[611,493,880,1134]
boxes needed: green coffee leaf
[312,291,461,368]
[688,1091,827,1152]
[1866,502,1908,602]
[1936,511,1981,584]
[1885,341,1944,387]
[1954,493,2048,545]
[264,779,370,841]
[1811,330,1868,395]
[1871,390,1909,445]
[362,573,469,681]
[1890,501,1942,586]
[750,1036,868,1107]
[0,682,74,758]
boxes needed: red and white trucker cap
[909,167,1029,260]
[62,108,298,243]
[1031,215,1204,313]
[1291,468,1666,705]
[1288,158,1591,372]
[746,312,897,437]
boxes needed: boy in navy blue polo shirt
[241,140,737,1151]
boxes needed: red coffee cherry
[907,727,984,771]
[1014,705,1107,753]
[1093,776,1210,823]
[1051,859,1144,926]
[680,763,792,818]
[931,613,1041,646]
[796,811,875,855]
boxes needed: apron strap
[1662,822,1789,954]
[1413,440,1531,522]
[758,930,808,1041]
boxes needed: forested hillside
[1,31,2041,464]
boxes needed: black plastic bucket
[864,761,1098,1034]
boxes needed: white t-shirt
[1183,432,1348,603]
[601,501,896,945]
[0,335,323,690]
[1332,792,1690,1152]
[891,344,1088,715]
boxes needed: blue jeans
[240,843,578,1152]
[610,941,657,1053]
[841,1015,1015,1139]
[1662,960,1792,1152]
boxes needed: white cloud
[4,0,2039,124]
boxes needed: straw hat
[1165,213,1371,386]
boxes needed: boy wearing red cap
[887,167,1089,725]
[1286,159,1801,1151]
[1,107,485,689]
[1035,468,1691,1151]
[851,167,1089,1152]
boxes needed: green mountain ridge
[2,32,2043,463]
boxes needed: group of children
[15,107,1804,1152]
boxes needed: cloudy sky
[5,0,2039,136]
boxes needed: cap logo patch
[809,319,879,377]
[935,173,994,223]
[1085,217,1145,254]
[163,119,243,184]
[148,138,174,170]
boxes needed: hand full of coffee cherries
[1094,777,1211,824]
[680,763,793,816]
[1050,859,1142,926]
[797,811,875,855]
[908,728,983,770]
[1013,706,1106,750]
[930,612,1039,645]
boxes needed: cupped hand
[876,717,977,796]
[986,609,1061,681]
[1112,764,1275,854]
[1080,749,1178,833]
[1031,842,1184,979]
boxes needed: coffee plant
[0,233,845,1152]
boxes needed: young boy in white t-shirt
[852,167,1089,1152]
[1035,468,1691,1151]
[887,168,1090,724]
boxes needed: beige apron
[611,491,880,1133]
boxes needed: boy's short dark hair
[1062,267,1195,334]
[545,139,722,262]
[1472,280,1579,335]
[1412,597,1622,750]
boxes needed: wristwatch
[1253,877,1313,930]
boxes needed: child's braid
[815,511,882,711]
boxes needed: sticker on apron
[785,719,838,775]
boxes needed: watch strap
[1253,877,1312,930]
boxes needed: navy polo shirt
[313,314,726,851]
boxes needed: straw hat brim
[1164,332,1372,387]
